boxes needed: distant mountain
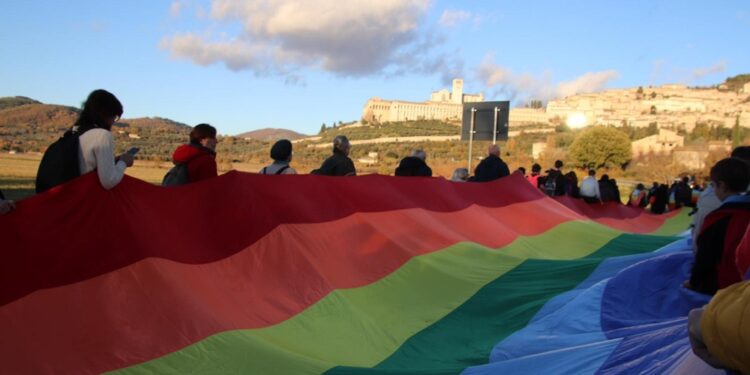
[0,96,42,111]
[237,128,307,141]
[0,98,192,156]
[0,97,268,161]
[117,117,191,133]
[0,102,80,153]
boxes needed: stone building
[673,147,710,170]
[631,129,684,157]
[362,80,750,131]
[362,79,483,123]
[509,108,550,125]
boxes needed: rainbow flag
[0,173,713,374]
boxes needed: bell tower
[452,79,464,103]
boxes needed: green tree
[733,115,742,148]
[691,122,710,142]
[319,123,326,134]
[569,127,632,169]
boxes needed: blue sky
[1,0,748,135]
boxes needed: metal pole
[493,106,499,144]
[468,107,477,172]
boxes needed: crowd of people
[685,146,750,372]
[2,89,750,372]
[448,143,750,372]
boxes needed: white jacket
[78,128,127,189]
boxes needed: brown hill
[0,96,42,111]
[236,128,307,141]
[111,117,192,160]
[0,98,269,162]
[0,99,193,156]
[0,103,80,152]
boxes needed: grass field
[1,153,634,202]
[0,151,454,201]
[0,154,164,200]
[0,154,276,201]
[0,154,41,200]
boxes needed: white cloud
[170,1,183,17]
[160,34,272,72]
[161,0,456,78]
[690,61,726,81]
[476,55,619,102]
[650,59,665,83]
[439,10,471,27]
[557,70,620,98]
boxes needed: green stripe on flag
[113,221,661,375]
[327,233,677,374]
[649,209,690,236]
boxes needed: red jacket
[737,224,750,279]
[690,195,750,294]
[172,144,217,183]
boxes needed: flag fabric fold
[0,172,708,374]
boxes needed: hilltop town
[363,76,750,133]
[2,75,749,197]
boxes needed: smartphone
[127,147,140,155]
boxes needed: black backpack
[543,171,559,196]
[261,165,290,175]
[35,128,88,193]
[162,164,190,186]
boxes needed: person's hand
[688,308,726,369]
[0,199,15,215]
[118,152,134,167]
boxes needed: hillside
[0,96,42,111]
[0,101,192,157]
[236,128,307,141]
[319,120,459,142]
[112,117,192,160]
[0,103,80,153]
[723,74,750,91]
[0,97,271,163]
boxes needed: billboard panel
[460,101,510,141]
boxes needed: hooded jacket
[700,280,750,374]
[172,144,217,183]
[689,195,750,295]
